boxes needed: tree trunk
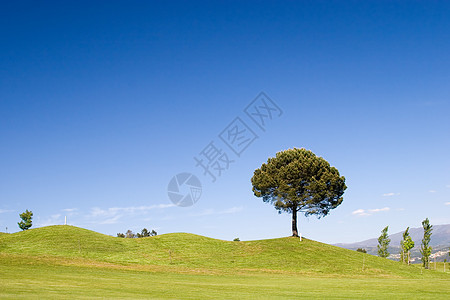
[292,209,298,237]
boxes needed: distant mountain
[334,224,450,262]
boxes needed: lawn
[1,226,449,299]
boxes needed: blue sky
[1,1,449,243]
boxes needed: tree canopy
[420,218,433,269]
[251,148,346,236]
[18,209,33,231]
[377,226,390,258]
[400,227,415,265]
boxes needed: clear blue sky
[1,0,449,243]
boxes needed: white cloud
[189,206,244,217]
[98,215,121,225]
[0,209,13,214]
[87,204,175,225]
[429,190,437,193]
[352,207,390,217]
[368,207,390,213]
[62,208,78,212]
[382,193,400,197]
[445,202,450,206]
[90,204,174,216]
[221,206,243,214]
[352,209,365,215]
[38,214,62,227]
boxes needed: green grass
[1,225,449,298]
[427,262,450,273]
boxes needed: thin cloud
[189,206,244,217]
[90,204,174,217]
[382,193,400,197]
[445,202,450,206]
[352,209,369,216]
[0,209,13,214]
[62,208,78,212]
[352,207,390,217]
[221,206,243,214]
[98,215,121,225]
[368,207,390,213]
[429,190,437,193]
[87,204,175,225]
[446,185,450,188]
[38,214,62,227]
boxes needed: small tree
[400,227,415,265]
[356,248,366,253]
[137,228,150,238]
[400,227,408,263]
[18,209,33,231]
[233,238,240,242]
[420,218,433,269]
[251,148,346,237]
[125,230,136,238]
[117,233,125,238]
[377,226,390,258]
[150,229,157,236]
[404,236,415,265]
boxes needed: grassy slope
[1,258,449,299]
[1,226,449,298]
[0,225,447,279]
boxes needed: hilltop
[0,225,447,279]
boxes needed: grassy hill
[0,225,447,278]
[1,226,449,298]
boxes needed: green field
[1,226,449,298]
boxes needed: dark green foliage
[137,228,150,238]
[117,229,157,238]
[18,209,33,231]
[356,248,366,253]
[137,228,157,238]
[233,238,240,242]
[420,218,433,269]
[377,226,390,258]
[251,148,346,236]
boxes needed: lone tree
[18,209,33,231]
[377,226,390,258]
[251,148,346,237]
[420,218,433,269]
